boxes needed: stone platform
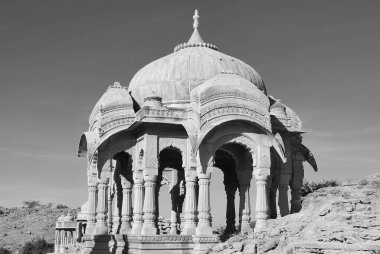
[83,234,219,254]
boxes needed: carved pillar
[111,183,120,234]
[107,182,113,234]
[169,170,178,235]
[72,231,77,244]
[239,184,251,233]
[59,231,64,253]
[196,171,212,235]
[254,174,269,232]
[182,173,198,235]
[131,175,144,235]
[269,177,279,219]
[290,153,304,213]
[278,174,291,217]
[54,230,59,253]
[86,182,98,235]
[266,176,272,217]
[120,175,133,233]
[95,177,109,235]
[141,175,157,235]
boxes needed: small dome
[64,212,74,221]
[89,82,133,131]
[270,99,302,132]
[193,73,269,109]
[286,105,302,131]
[270,100,287,118]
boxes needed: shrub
[23,200,41,209]
[21,237,54,254]
[301,179,340,197]
[0,247,11,254]
[56,204,68,209]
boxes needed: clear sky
[1,0,379,226]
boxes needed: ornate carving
[100,116,135,136]
[260,154,270,168]
[137,108,187,121]
[127,235,193,242]
[200,103,270,130]
[200,90,268,107]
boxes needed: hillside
[0,205,77,253]
[210,173,380,254]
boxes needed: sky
[1,0,380,226]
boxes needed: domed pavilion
[64,10,317,254]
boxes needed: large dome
[128,12,266,105]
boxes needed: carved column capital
[120,175,133,189]
[143,174,157,182]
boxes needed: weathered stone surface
[209,174,380,254]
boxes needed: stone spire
[193,9,199,29]
[174,9,218,52]
[188,9,204,44]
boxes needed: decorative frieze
[200,103,270,130]
[137,108,188,121]
[99,116,135,137]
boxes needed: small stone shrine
[53,10,317,254]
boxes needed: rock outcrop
[210,174,380,254]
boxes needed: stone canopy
[54,9,318,254]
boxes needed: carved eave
[270,109,302,133]
[99,114,135,138]
[291,139,318,172]
[135,106,189,123]
[200,103,271,133]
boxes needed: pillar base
[131,224,143,235]
[182,224,197,235]
[240,223,253,234]
[141,224,157,235]
[82,235,112,254]
[119,224,132,234]
[113,234,127,254]
[196,225,213,235]
[86,223,96,235]
[290,199,302,214]
[254,219,267,232]
[95,223,109,235]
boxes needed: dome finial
[193,9,199,29]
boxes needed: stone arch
[77,131,99,162]
[156,146,185,235]
[209,134,258,169]
[158,138,188,169]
